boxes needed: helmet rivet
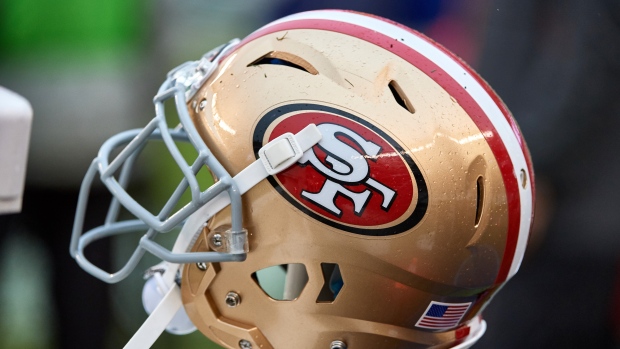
[239,339,252,349]
[196,262,207,271]
[225,291,241,307]
[211,233,223,247]
[199,98,207,110]
[330,340,347,349]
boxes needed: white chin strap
[125,124,322,349]
[141,273,195,335]
[125,283,185,349]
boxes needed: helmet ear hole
[252,263,309,301]
[316,263,344,303]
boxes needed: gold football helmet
[71,10,534,349]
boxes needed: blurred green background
[0,1,284,348]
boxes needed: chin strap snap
[127,124,322,348]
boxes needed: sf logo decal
[253,104,427,236]
[298,123,396,218]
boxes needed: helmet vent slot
[388,80,415,114]
[251,263,308,301]
[248,51,318,75]
[475,176,484,226]
[316,263,344,303]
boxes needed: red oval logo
[253,104,427,236]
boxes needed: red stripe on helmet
[234,12,525,284]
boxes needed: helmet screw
[196,262,207,271]
[331,340,347,349]
[211,233,223,247]
[239,339,252,349]
[199,98,207,110]
[225,291,241,307]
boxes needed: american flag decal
[415,301,471,330]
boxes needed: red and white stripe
[237,10,534,283]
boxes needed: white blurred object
[0,86,32,214]
[141,272,196,335]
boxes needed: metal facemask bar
[70,38,323,284]
[70,39,248,283]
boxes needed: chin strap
[125,283,183,349]
[127,124,322,348]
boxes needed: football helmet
[70,10,534,349]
